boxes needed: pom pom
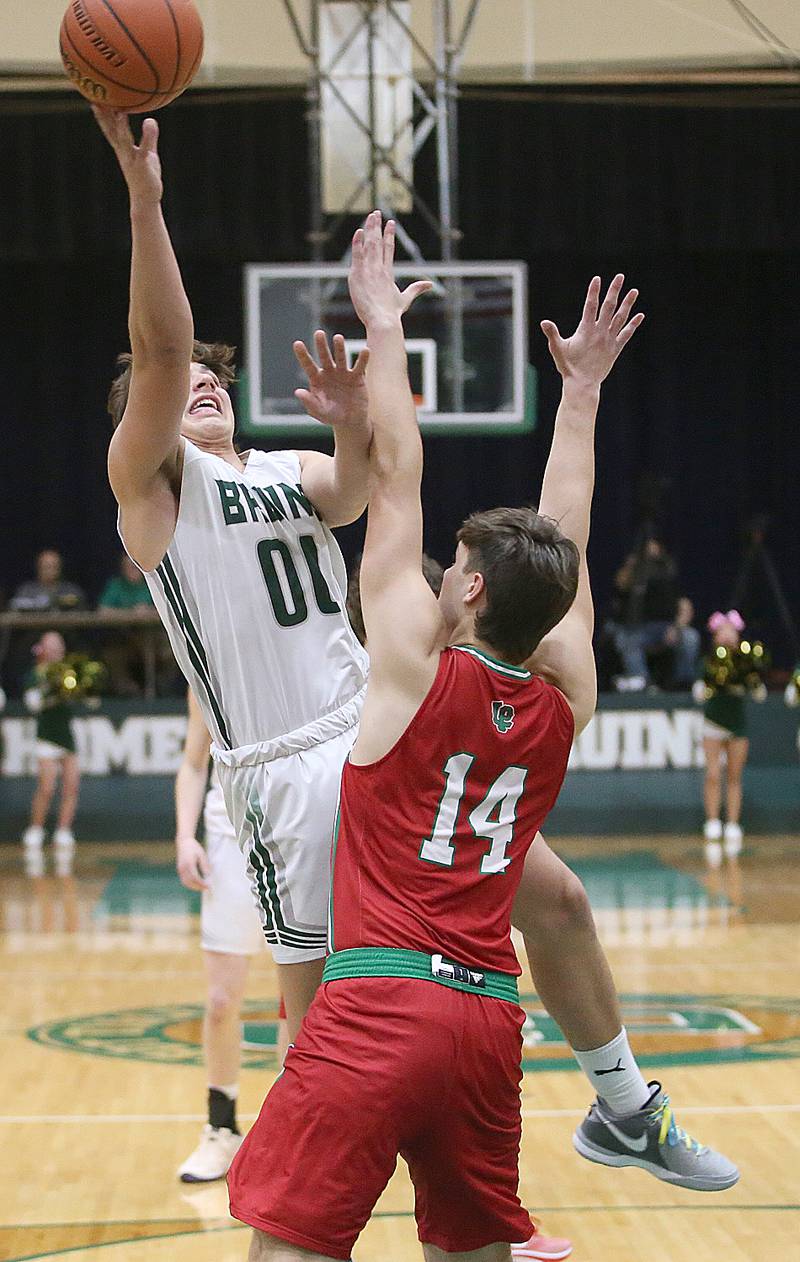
[40,655,107,703]
[702,640,770,696]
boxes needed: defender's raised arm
[345,212,440,704]
[529,275,644,732]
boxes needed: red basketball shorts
[228,976,533,1258]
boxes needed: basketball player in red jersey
[228,213,591,1257]
[230,221,737,1257]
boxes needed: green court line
[7,1204,800,1259]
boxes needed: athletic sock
[573,1028,650,1114]
[208,1084,239,1133]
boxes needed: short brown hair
[106,340,237,429]
[347,552,444,647]
[457,507,579,664]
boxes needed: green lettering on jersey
[216,479,317,526]
[299,535,340,614]
[280,482,317,520]
[257,539,308,627]
[254,486,286,523]
[216,480,246,525]
[255,535,342,627]
[239,483,264,523]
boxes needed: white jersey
[142,441,368,751]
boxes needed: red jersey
[330,644,575,975]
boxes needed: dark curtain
[1,89,798,665]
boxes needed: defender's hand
[293,331,370,432]
[92,108,163,206]
[348,210,432,329]
[176,837,210,891]
[541,275,644,387]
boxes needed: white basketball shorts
[201,782,265,956]
[213,689,364,965]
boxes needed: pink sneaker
[512,1219,573,1260]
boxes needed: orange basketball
[60,0,204,113]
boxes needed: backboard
[243,261,530,435]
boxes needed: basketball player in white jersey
[94,107,387,1040]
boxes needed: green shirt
[98,575,153,610]
[26,669,75,753]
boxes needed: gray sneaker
[573,1081,739,1191]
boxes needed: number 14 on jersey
[419,753,528,875]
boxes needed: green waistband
[322,946,519,1004]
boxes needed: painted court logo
[27,995,800,1073]
[492,701,516,734]
[27,1001,283,1071]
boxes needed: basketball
[59,0,204,113]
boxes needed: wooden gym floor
[2,834,799,1262]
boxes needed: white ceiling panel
[2,1,798,90]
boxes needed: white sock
[210,1082,239,1101]
[573,1028,650,1114]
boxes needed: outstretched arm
[346,213,441,712]
[528,275,644,732]
[94,109,192,511]
[292,330,372,527]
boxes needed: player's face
[438,542,474,628]
[180,364,235,445]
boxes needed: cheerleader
[693,611,768,866]
[21,632,102,869]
